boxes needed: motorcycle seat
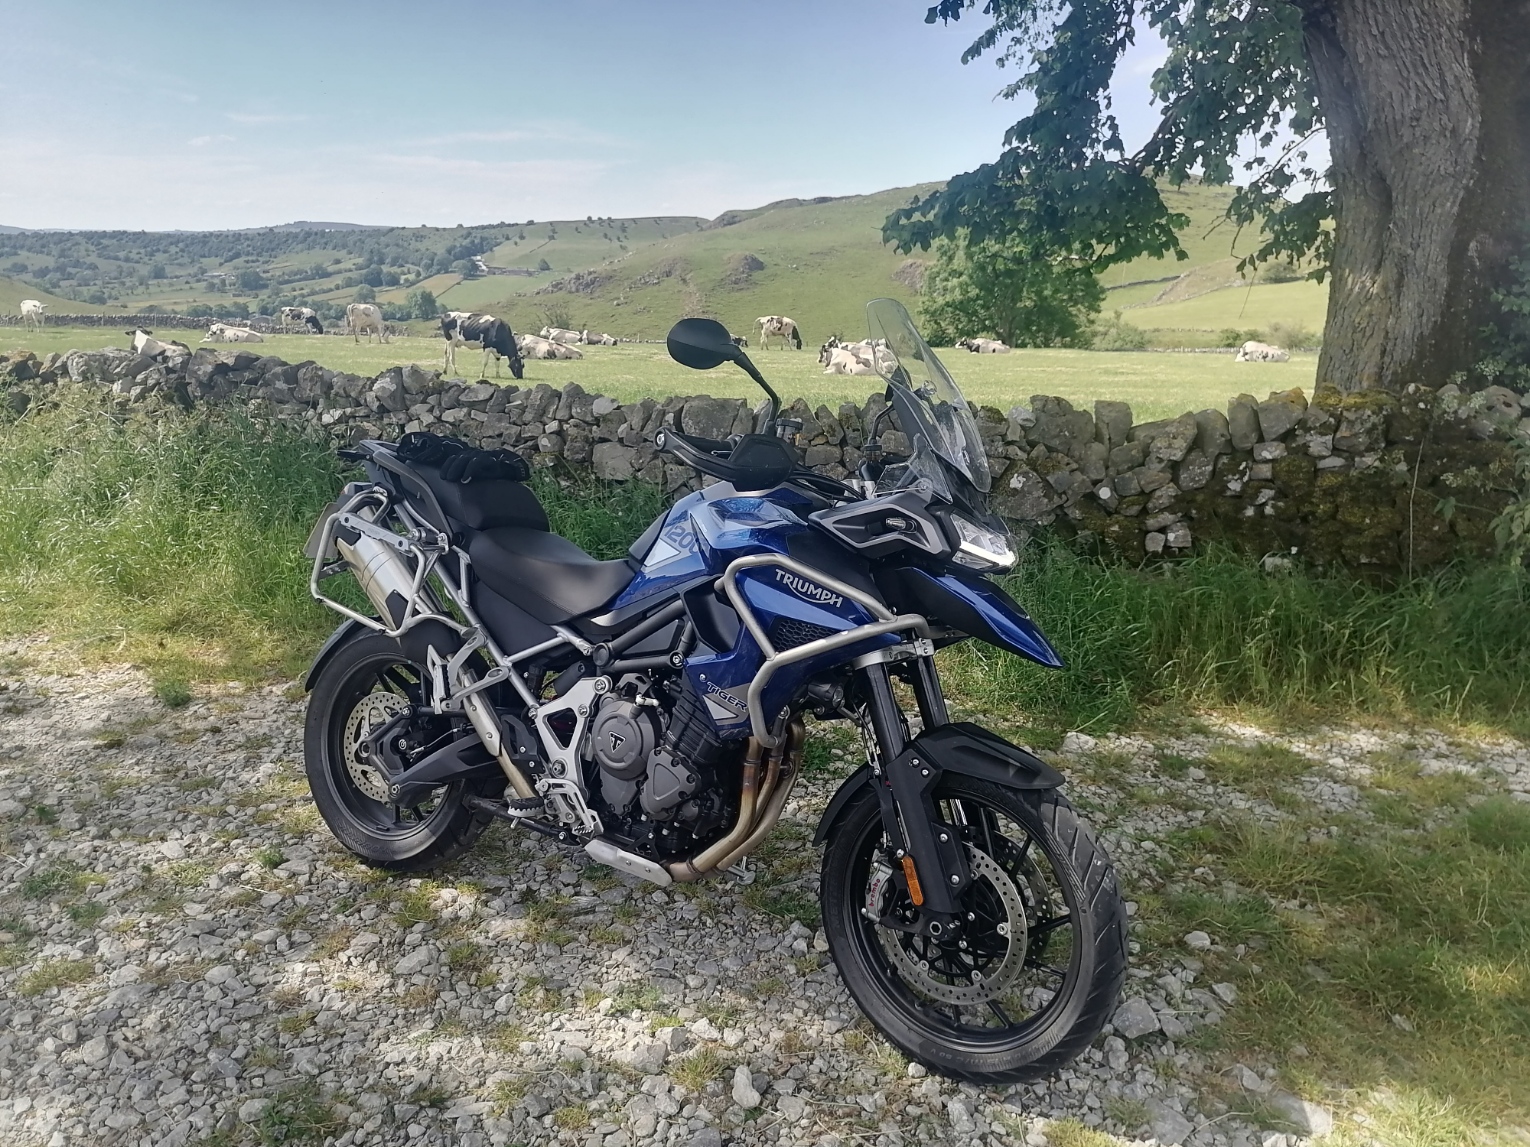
[469,527,637,625]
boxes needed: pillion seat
[469,527,637,625]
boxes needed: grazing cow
[731,335,748,349]
[756,315,802,350]
[539,326,583,346]
[201,323,265,343]
[279,306,324,334]
[955,337,1011,354]
[517,334,583,360]
[579,330,618,346]
[126,328,189,358]
[346,302,387,343]
[1235,340,1290,363]
[441,311,525,380]
[822,347,877,376]
[19,300,46,330]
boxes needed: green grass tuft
[945,543,1530,739]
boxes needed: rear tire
[304,631,502,872]
[819,773,1126,1084]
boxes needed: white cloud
[187,134,236,147]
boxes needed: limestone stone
[992,462,1065,522]
[1148,412,1199,464]
[592,442,636,481]
[1228,395,1260,451]
[1176,449,1214,492]
[1094,400,1133,450]
[1195,408,1232,455]
[1113,997,1160,1038]
[1257,388,1309,440]
[1029,395,1094,458]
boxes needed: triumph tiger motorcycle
[302,299,1125,1082]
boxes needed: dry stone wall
[1,344,1522,573]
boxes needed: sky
[0,0,1178,231]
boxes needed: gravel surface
[1,638,1525,1147]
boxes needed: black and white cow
[279,306,324,334]
[442,311,524,379]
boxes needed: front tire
[304,632,502,872]
[819,773,1126,1084]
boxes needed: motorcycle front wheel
[304,631,501,872]
[819,773,1126,1084]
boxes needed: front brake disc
[875,845,1031,1005]
[342,691,410,803]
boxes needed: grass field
[2,327,1319,421]
[0,274,103,315]
[1131,278,1329,335]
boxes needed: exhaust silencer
[335,527,416,628]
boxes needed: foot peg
[503,796,546,819]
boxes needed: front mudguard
[813,722,1065,915]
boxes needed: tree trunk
[1297,0,1530,392]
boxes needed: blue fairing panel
[886,567,1064,669]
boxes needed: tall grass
[0,394,348,682]
[946,543,1530,736]
[0,391,667,683]
[3,391,1528,735]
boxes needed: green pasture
[1131,278,1329,335]
[0,274,103,314]
[3,327,1318,422]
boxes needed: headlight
[950,515,1017,572]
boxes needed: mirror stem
[734,354,781,426]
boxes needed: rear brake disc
[342,691,409,803]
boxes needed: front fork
[858,658,973,928]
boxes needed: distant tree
[221,301,250,320]
[536,258,552,272]
[354,284,377,303]
[406,289,440,321]
[360,264,385,288]
[382,269,401,287]
[187,303,214,318]
[235,268,266,293]
[920,231,1104,348]
[307,262,329,280]
[148,263,167,280]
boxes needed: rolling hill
[0,180,1327,344]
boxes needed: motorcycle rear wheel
[304,632,501,872]
[819,773,1126,1083]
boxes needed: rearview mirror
[667,318,739,371]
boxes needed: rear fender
[812,722,1065,846]
[304,620,369,692]
[302,617,464,692]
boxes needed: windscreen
[866,298,991,494]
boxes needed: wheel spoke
[1032,914,1071,937]
[987,1000,1012,1026]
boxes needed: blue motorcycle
[302,299,1125,1082]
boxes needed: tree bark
[1297,0,1530,392]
